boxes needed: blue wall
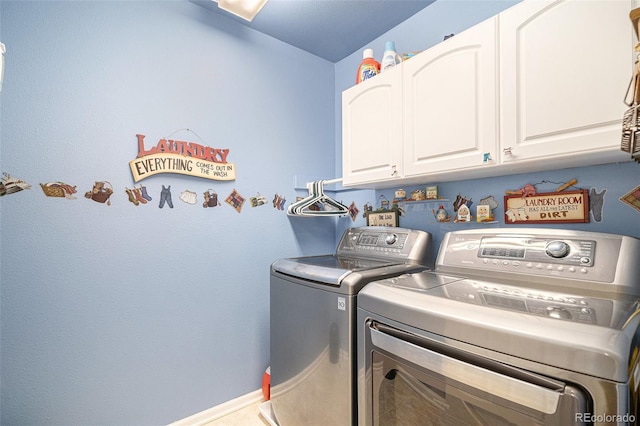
[0,1,337,424]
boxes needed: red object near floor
[262,367,270,400]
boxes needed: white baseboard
[167,389,263,426]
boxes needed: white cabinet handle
[503,147,513,156]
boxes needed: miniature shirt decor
[129,133,236,182]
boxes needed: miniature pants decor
[159,185,173,208]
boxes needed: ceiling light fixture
[214,0,268,22]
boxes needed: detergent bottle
[356,48,380,84]
[381,41,401,72]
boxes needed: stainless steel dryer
[357,228,640,425]
[270,227,432,426]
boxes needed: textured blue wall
[0,1,337,424]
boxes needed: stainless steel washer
[270,227,433,426]
[357,228,640,425]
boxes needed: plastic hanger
[287,181,322,215]
[287,180,349,217]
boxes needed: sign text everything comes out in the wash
[129,134,236,182]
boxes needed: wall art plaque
[129,134,236,182]
[504,190,589,224]
[366,209,399,227]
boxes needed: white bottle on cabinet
[381,41,401,72]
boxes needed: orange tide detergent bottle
[356,48,380,84]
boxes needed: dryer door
[367,322,590,425]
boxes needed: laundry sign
[129,134,236,182]
[504,190,589,224]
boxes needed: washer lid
[271,255,399,286]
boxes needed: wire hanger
[287,179,349,217]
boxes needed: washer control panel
[336,227,432,264]
[356,231,407,249]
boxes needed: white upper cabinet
[342,67,403,186]
[341,0,634,187]
[403,17,498,176]
[499,0,632,166]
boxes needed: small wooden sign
[366,209,399,227]
[504,190,589,224]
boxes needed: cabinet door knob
[503,147,513,156]
[391,165,398,176]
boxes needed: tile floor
[204,403,271,426]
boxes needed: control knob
[545,240,570,258]
[385,234,398,245]
[546,306,572,320]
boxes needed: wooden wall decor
[129,134,236,182]
[504,190,589,224]
[366,209,399,227]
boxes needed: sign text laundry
[129,134,236,182]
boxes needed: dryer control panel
[478,236,596,267]
[436,228,640,293]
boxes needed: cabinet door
[402,17,498,177]
[342,67,402,186]
[499,0,632,165]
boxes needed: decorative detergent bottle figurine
[356,48,380,84]
[381,41,401,72]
